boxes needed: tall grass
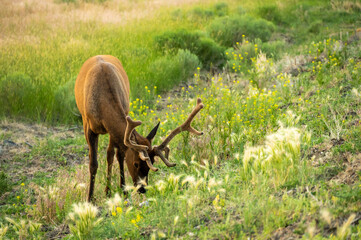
[1,0,359,123]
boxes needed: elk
[74,55,204,201]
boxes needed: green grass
[1,0,360,124]
[1,0,361,239]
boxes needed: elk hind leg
[105,138,115,197]
[85,123,99,202]
[116,148,126,195]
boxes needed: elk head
[123,98,204,193]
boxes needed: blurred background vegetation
[0,0,360,124]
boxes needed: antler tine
[154,146,176,167]
[157,98,204,150]
[139,151,158,171]
[124,116,158,171]
[154,98,203,167]
[124,116,148,152]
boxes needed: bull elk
[74,55,203,201]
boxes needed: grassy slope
[1,0,361,239]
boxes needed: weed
[68,202,103,240]
[0,172,11,196]
[5,217,41,240]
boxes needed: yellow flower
[112,211,116,216]
[21,183,25,186]
[116,207,122,213]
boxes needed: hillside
[1,0,361,239]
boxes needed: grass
[1,0,361,239]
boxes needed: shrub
[154,29,202,54]
[308,20,323,33]
[260,40,286,59]
[0,172,11,196]
[53,79,79,123]
[194,38,226,70]
[0,73,36,117]
[207,15,276,47]
[226,39,285,74]
[190,7,214,20]
[213,2,229,16]
[147,50,200,91]
[154,30,226,69]
[257,5,287,25]
[236,6,247,15]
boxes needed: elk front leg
[105,138,115,197]
[116,148,126,195]
[85,123,99,202]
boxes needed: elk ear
[146,122,160,141]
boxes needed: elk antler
[154,98,204,167]
[124,116,158,171]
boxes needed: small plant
[0,224,9,239]
[106,193,123,215]
[321,104,346,140]
[5,217,41,240]
[249,52,276,89]
[68,202,103,240]
[0,172,11,196]
[242,119,310,187]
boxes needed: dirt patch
[45,224,70,240]
[330,153,361,185]
[0,121,85,183]
[271,224,300,240]
[308,141,335,167]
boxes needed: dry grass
[0,0,212,45]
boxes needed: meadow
[1,0,361,239]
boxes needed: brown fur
[75,55,158,201]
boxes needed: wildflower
[106,193,122,213]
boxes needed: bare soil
[0,121,85,183]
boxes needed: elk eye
[134,163,139,168]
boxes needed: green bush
[207,15,276,47]
[213,2,229,16]
[53,79,79,123]
[154,30,226,70]
[154,29,203,54]
[195,38,226,70]
[0,172,11,196]
[257,5,287,25]
[190,7,214,20]
[308,20,323,33]
[259,40,286,59]
[148,50,201,91]
[236,6,247,15]
[226,39,285,73]
[0,73,36,117]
